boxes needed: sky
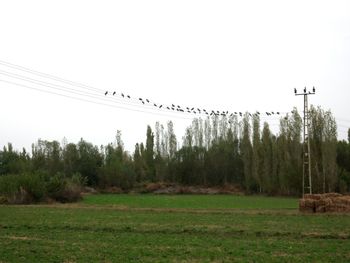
[0,0,350,153]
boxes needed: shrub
[46,173,83,203]
[0,173,45,204]
[46,173,66,200]
[0,173,84,204]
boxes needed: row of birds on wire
[104,90,284,118]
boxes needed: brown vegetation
[141,182,243,195]
[299,193,350,213]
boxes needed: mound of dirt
[299,193,350,213]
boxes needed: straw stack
[299,193,350,213]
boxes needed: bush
[0,173,46,204]
[0,173,84,204]
[46,173,83,203]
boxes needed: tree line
[1,106,349,196]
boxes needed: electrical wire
[0,59,290,118]
[0,79,197,120]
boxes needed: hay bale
[300,193,350,213]
[304,194,322,200]
[299,198,315,213]
[323,193,342,198]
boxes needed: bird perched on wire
[304,87,307,93]
[294,88,297,94]
[105,91,108,96]
[313,86,315,93]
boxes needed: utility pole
[295,87,315,198]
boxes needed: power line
[0,69,168,113]
[0,79,197,120]
[0,59,102,93]
[1,59,347,133]
[0,59,290,118]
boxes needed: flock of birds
[103,90,286,118]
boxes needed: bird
[105,91,108,96]
[167,107,170,110]
[294,88,297,94]
[172,104,175,107]
[276,112,280,115]
[146,99,150,103]
[304,87,307,93]
[191,108,194,111]
[159,105,163,109]
[121,93,124,97]
[127,95,130,98]
[113,91,116,96]
[257,111,260,115]
[139,98,142,101]
[142,101,145,104]
[313,86,315,93]
[234,112,237,114]
[154,103,157,107]
[271,112,274,114]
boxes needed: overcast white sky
[1,0,350,153]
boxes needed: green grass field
[1,194,350,262]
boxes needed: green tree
[145,125,155,181]
[240,113,253,191]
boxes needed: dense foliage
[0,106,349,197]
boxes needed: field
[1,194,350,262]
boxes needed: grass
[0,194,350,262]
[82,194,298,210]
